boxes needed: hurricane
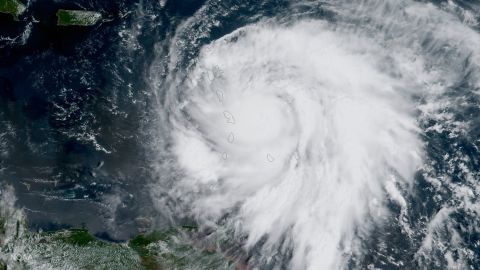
[150,0,480,269]
[1,0,480,269]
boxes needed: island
[0,0,26,21]
[56,9,102,26]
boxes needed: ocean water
[1,0,480,269]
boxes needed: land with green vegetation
[0,186,234,270]
[0,0,26,20]
[129,226,233,270]
[56,9,102,26]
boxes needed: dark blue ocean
[1,0,480,269]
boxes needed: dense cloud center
[171,21,421,269]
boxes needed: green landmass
[129,226,233,270]
[0,0,26,21]
[129,230,172,269]
[52,229,100,246]
[0,185,234,270]
[56,9,102,26]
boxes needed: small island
[0,0,26,21]
[56,9,102,26]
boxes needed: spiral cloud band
[171,21,422,269]
[151,0,480,268]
